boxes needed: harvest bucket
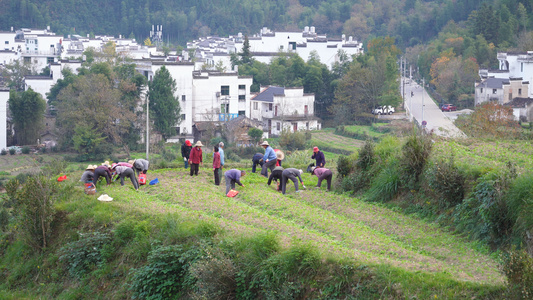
[139,173,146,185]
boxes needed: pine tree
[148,66,181,139]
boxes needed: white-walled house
[474,77,529,105]
[250,86,320,136]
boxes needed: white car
[372,106,395,115]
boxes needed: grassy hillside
[0,158,507,297]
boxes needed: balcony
[218,113,239,121]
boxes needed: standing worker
[281,168,305,195]
[224,169,245,195]
[219,142,225,171]
[311,147,326,168]
[213,146,221,186]
[260,141,277,177]
[181,140,192,169]
[112,163,139,190]
[310,167,333,192]
[132,158,149,176]
[251,152,264,173]
[189,141,203,176]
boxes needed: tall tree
[8,88,46,145]
[148,66,181,139]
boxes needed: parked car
[441,104,457,112]
[372,105,395,115]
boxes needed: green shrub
[452,196,490,243]
[41,158,68,177]
[189,247,236,299]
[1,149,7,155]
[426,156,465,208]
[114,219,151,245]
[8,148,15,155]
[356,140,375,171]
[336,155,354,178]
[279,130,308,151]
[366,159,401,202]
[58,231,112,279]
[400,132,432,189]
[506,172,533,246]
[21,146,30,154]
[341,171,369,194]
[374,135,401,162]
[13,175,57,251]
[500,246,533,299]
[129,244,202,300]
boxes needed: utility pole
[146,93,150,160]
[422,78,425,125]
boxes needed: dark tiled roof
[504,97,533,107]
[476,78,509,89]
[251,86,284,102]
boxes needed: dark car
[441,104,457,112]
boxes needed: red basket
[139,173,146,185]
[226,189,239,197]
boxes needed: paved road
[402,79,466,138]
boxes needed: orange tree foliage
[456,102,521,138]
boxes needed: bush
[13,175,57,251]
[341,171,370,194]
[336,155,355,178]
[21,146,30,154]
[500,247,533,299]
[366,159,401,202]
[426,156,465,208]
[356,140,375,171]
[279,130,308,151]
[41,158,68,177]
[400,132,432,189]
[129,244,202,299]
[506,172,533,248]
[189,247,236,299]
[0,149,6,155]
[8,148,15,155]
[58,231,112,279]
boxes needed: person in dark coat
[251,152,264,173]
[281,168,305,195]
[94,164,112,186]
[310,167,333,191]
[225,169,245,195]
[80,165,96,184]
[132,158,150,176]
[213,146,221,186]
[189,141,203,176]
[267,166,284,191]
[181,140,192,169]
[311,147,326,168]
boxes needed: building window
[480,88,483,93]
[238,84,245,90]
[277,122,280,130]
[492,89,497,94]
[521,63,524,72]
[239,95,245,101]
[181,114,186,120]
[269,103,272,111]
[304,105,308,116]
[47,57,54,64]
[238,110,245,115]
[24,57,31,63]
[221,85,229,96]
[519,88,522,95]
[253,102,258,110]
[175,127,180,135]
[4,41,8,44]
[289,42,296,50]
[182,95,186,101]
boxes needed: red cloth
[213,152,221,168]
[189,146,203,164]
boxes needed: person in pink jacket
[310,166,333,192]
[213,146,221,185]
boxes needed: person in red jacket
[213,145,221,185]
[189,141,203,176]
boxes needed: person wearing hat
[251,152,264,173]
[213,145,221,185]
[311,147,326,168]
[94,164,113,186]
[80,165,96,184]
[224,169,246,195]
[181,140,193,169]
[260,141,277,177]
[189,141,204,176]
[267,166,284,191]
[275,149,284,167]
[112,164,139,190]
[132,158,150,176]
[310,166,333,192]
[281,168,305,195]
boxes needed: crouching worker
[225,169,245,195]
[251,153,264,173]
[132,158,149,176]
[310,167,332,192]
[112,163,139,190]
[80,165,95,184]
[281,168,305,195]
[94,163,112,186]
[267,166,284,192]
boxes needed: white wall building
[250,86,320,136]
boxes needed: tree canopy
[148,66,181,139]
[8,88,46,145]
